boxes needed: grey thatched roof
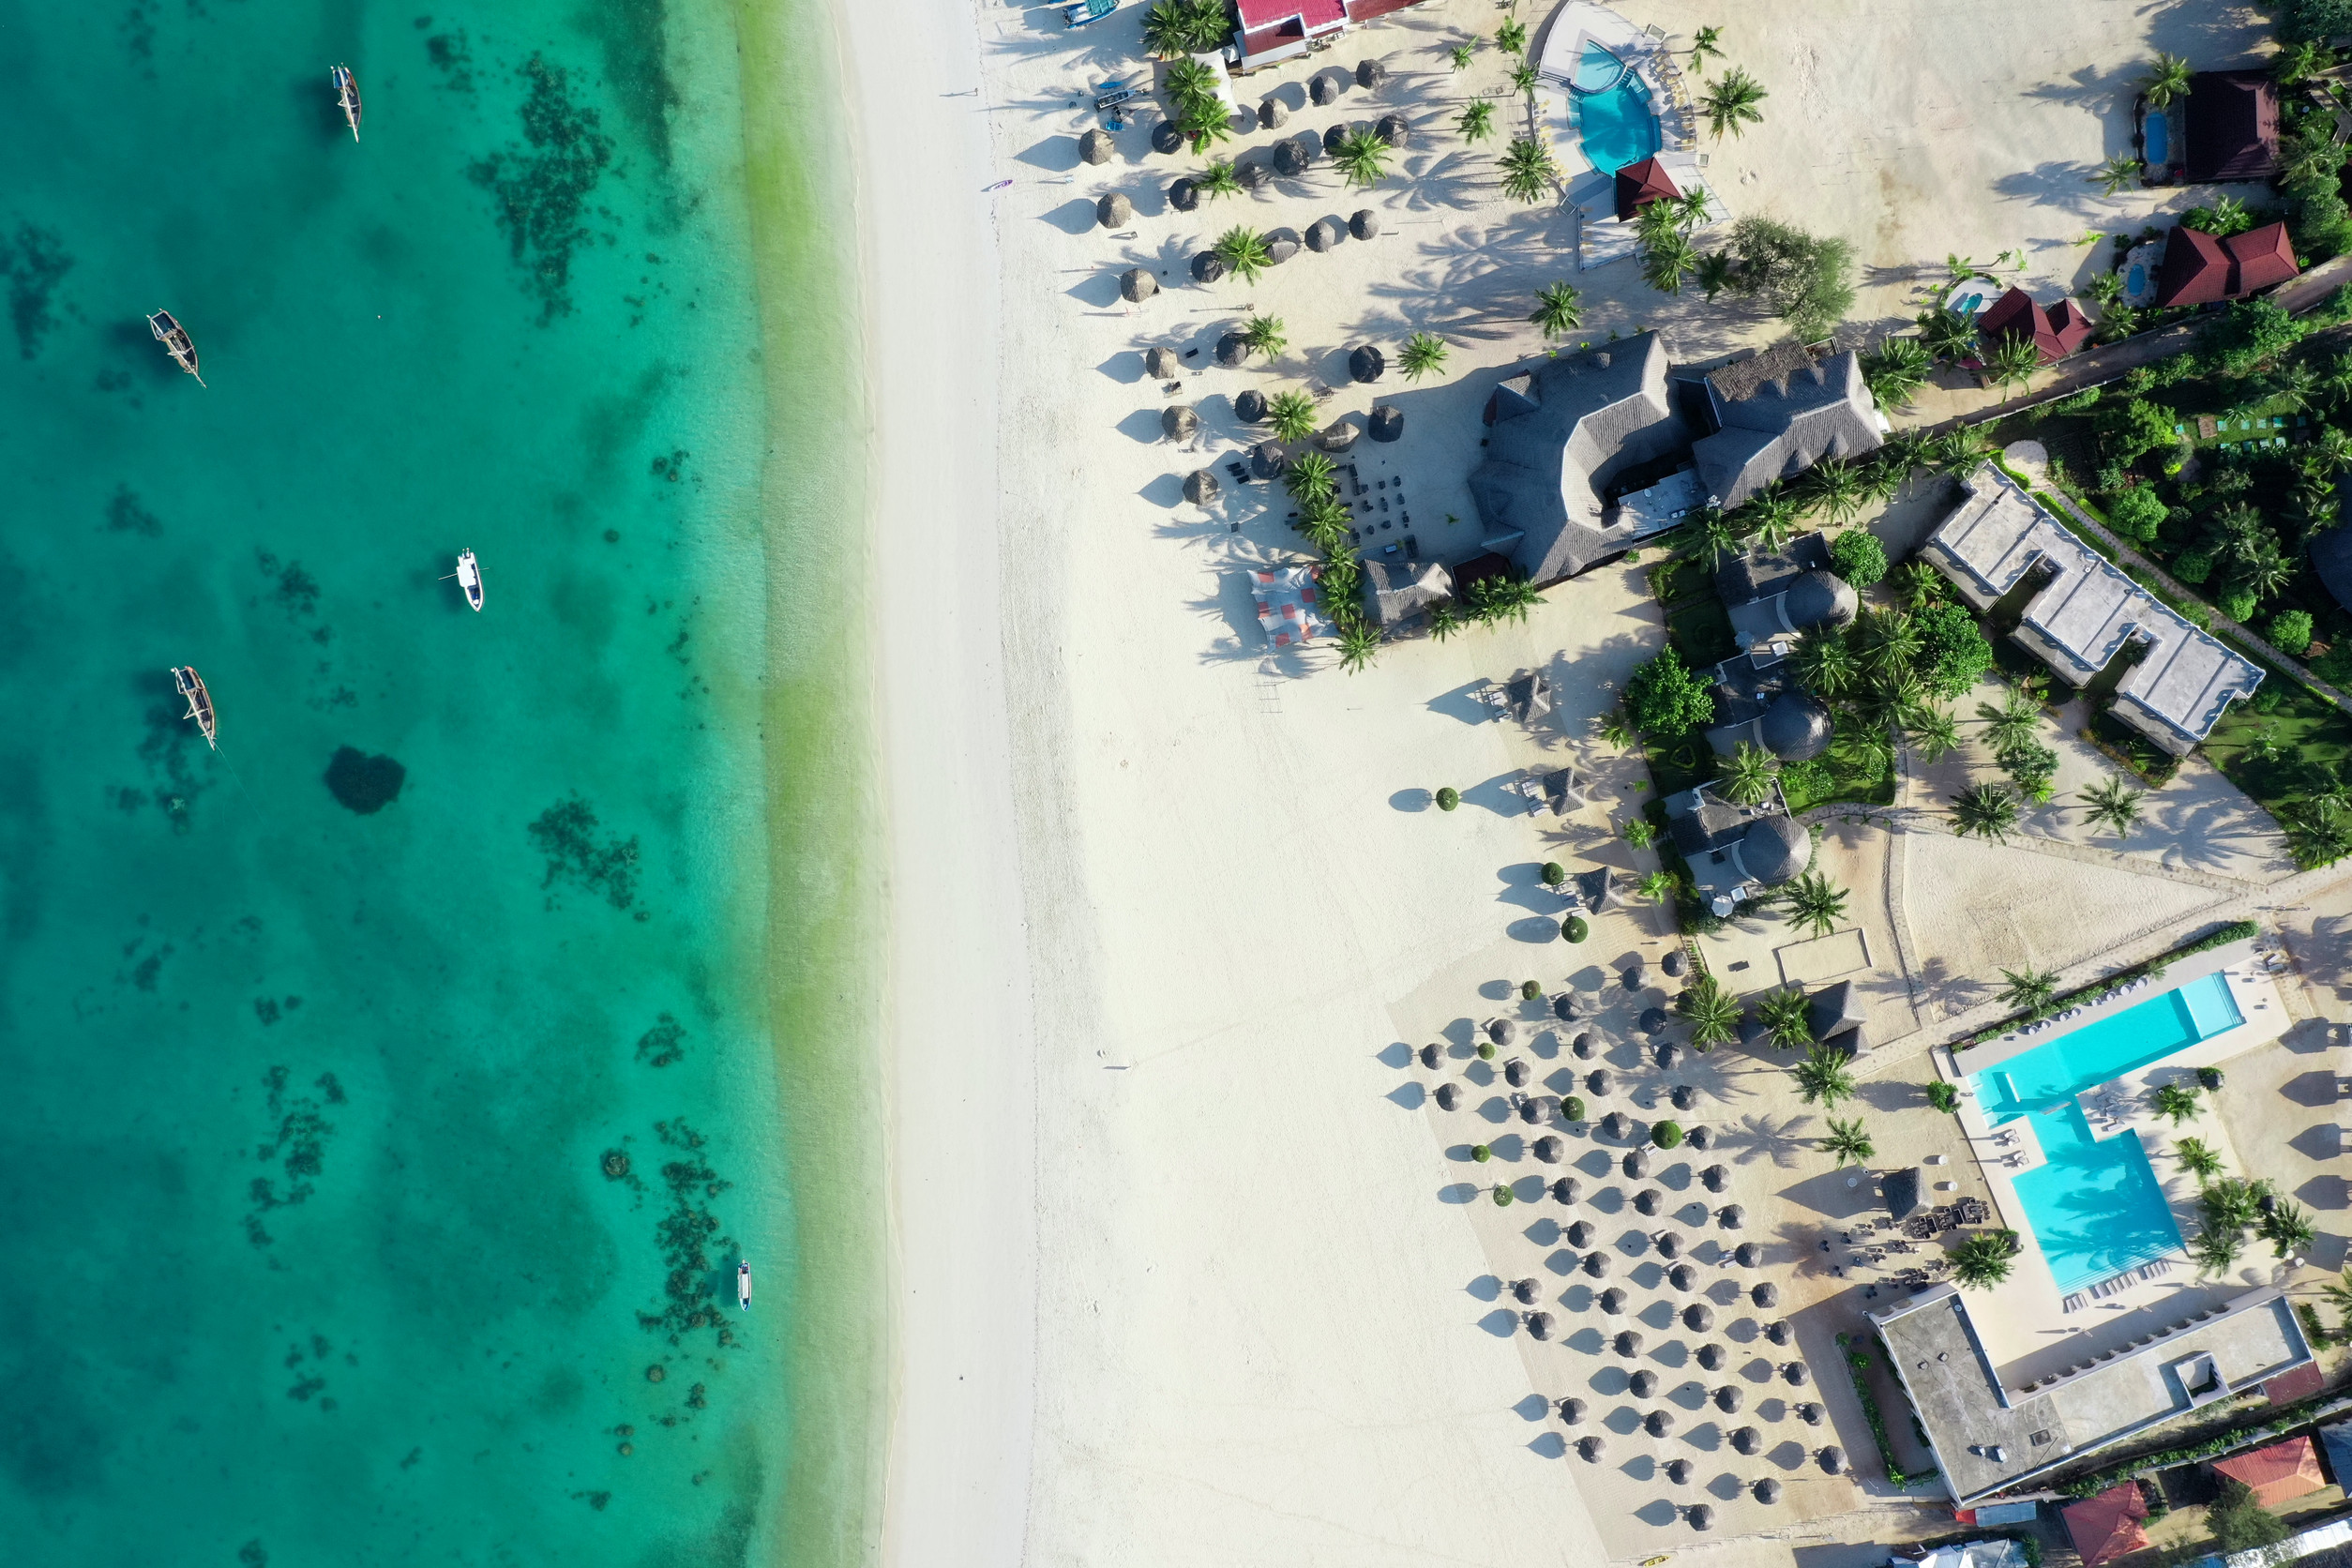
[1361,557,1453,627]
[1259,97,1288,129]
[1540,768,1586,815]
[1183,468,1219,505]
[1233,387,1267,422]
[1468,332,1693,583]
[1237,158,1271,189]
[1305,217,1343,251]
[1122,267,1158,303]
[1192,251,1227,283]
[1349,344,1385,382]
[1096,191,1132,228]
[1161,404,1198,440]
[1145,346,1182,380]
[1356,58,1387,88]
[1368,404,1403,442]
[1503,669,1552,723]
[1313,417,1359,452]
[1572,866,1619,912]
[1273,140,1307,177]
[1216,332,1247,367]
[1249,442,1288,479]
[1311,72,1344,107]
[1377,113,1409,145]
[1350,208,1380,240]
[1705,651,1834,761]
[1695,346,1883,512]
[1264,228,1300,264]
[1168,176,1199,211]
[1079,128,1115,165]
[1883,1166,1921,1220]
[1807,980,1866,1042]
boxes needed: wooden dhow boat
[737,1261,752,1311]
[331,64,362,141]
[147,309,204,386]
[171,666,218,750]
[449,549,484,611]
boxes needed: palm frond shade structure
[1182,469,1219,505]
[1232,387,1267,423]
[1729,1427,1759,1455]
[1349,208,1380,240]
[1305,218,1344,251]
[1259,97,1288,129]
[1191,251,1228,284]
[1263,227,1301,264]
[1714,1385,1742,1412]
[1614,1330,1644,1357]
[1368,404,1404,442]
[1152,120,1184,155]
[1310,72,1343,107]
[1818,1446,1846,1474]
[1356,57,1387,88]
[1751,1281,1779,1307]
[1558,1395,1587,1424]
[1215,331,1248,367]
[1161,404,1199,440]
[1349,344,1386,383]
[1122,267,1158,303]
[1682,1303,1713,1332]
[1577,1435,1607,1462]
[1598,1287,1626,1313]
[1376,113,1410,147]
[1145,346,1182,380]
[1079,128,1115,165]
[1696,1344,1724,1371]
[1096,191,1133,229]
[1272,139,1307,177]
[1646,1410,1674,1437]
[1655,1230,1682,1259]
[1783,1361,1810,1385]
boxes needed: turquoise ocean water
[0,2,834,1560]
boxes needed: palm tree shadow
[1716,1110,1815,1169]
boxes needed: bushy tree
[1625,647,1715,737]
[2208,297,2305,378]
[2103,397,2179,460]
[1724,219,1856,342]
[1830,529,1888,586]
[2105,484,2168,540]
[1912,598,1996,699]
[2209,1480,2289,1555]
[2270,609,2315,656]
[1951,1231,2016,1289]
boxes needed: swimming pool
[1947,281,1997,317]
[1967,973,2243,1290]
[2144,110,2171,169]
[1571,43,1660,174]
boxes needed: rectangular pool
[1965,972,2242,1291]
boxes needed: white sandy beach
[846,1,2314,1565]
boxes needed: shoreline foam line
[736,0,890,1559]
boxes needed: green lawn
[2202,651,2352,826]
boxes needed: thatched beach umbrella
[1369,405,1406,443]
[1696,1343,1725,1371]
[1633,1188,1660,1216]
[1784,1361,1810,1385]
[1273,140,1308,178]
[1151,119,1184,155]
[1503,1059,1530,1087]
[1622,1149,1651,1180]
[1161,404,1198,441]
[1796,1401,1822,1425]
[1259,97,1289,129]
[1663,950,1688,978]
[1720,1204,1745,1229]
[1582,1251,1610,1277]
[1730,1426,1760,1456]
[1714,1385,1742,1413]
[1356,57,1388,89]
[1418,1042,1440,1069]
[1701,1165,1728,1193]
[1586,1068,1612,1098]
[1682,1303,1713,1333]
[1645,1409,1675,1438]
[1182,469,1219,505]
[1638,1006,1669,1034]
[1123,267,1159,304]
[1349,344,1385,383]
[1764,1319,1791,1346]
[1629,1369,1658,1398]
[1754,1478,1784,1504]
[1687,1126,1712,1151]
[1732,1242,1760,1268]
[1621,959,1647,991]
[1533,1135,1562,1163]
[1236,159,1271,191]
[1571,1031,1593,1058]
[1146,346,1183,380]
[1667,1262,1696,1291]
[1564,1219,1594,1248]
[1311,72,1345,107]
[1576,1435,1607,1463]
[1305,217,1344,252]
[1670,1083,1696,1111]
[1097,191,1132,229]
[1215,331,1248,367]
[1526,1311,1555,1340]
[1168,176,1199,211]
[1655,1231,1683,1259]
[1322,123,1349,156]
[1249,442,1287,479]
[1557,1395,1587,1425]
[1549,1176,1580,1204]
[1510,1277,1540,1305]
[1433,1081,1459,1110]
[1613,1330,1644,1358]
[1191,251,1228,283]
[1233,387,1268,422]
[1486,1018,1516,1048]
[1313,419,1359,453]
[1552,993,1578,1022]
[1598,1286,1626,1314]
[1376,113,1410,146]
[1656,1043,1681,1071]
[1518,1099,1544,1125]
[1079,128,1115,165]
[1818,1445,1847,1474]
[1350,208,1380,240]
[1664,1457,1693,1485]
[1598,1110,1627,1140]
[1686,1504,1715,1531]
[1752,1281,1780,1308]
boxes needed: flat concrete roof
[1872,1283,2312,1503]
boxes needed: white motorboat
[737,1261,752,1310]
[453,549,483,611]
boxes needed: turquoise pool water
[2146,111,2171,167]
[1573,57,1660,175]
[1967,973,2242,1290]
[1572,40,1632,93]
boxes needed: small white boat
[737,1261,752,1311]
[331,64,362,142]
[452,549,483,611]
[171,665,218,750]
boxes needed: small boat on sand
[737,1261,752,1311]
[148,310,204,386]
[332,64,362,141]
[171,665,218,750]
[452,549,484,611]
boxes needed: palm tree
[1297,495,1351,552]
[1494,16,1529,54]
[1334,128,1393,187]
[1717,741,1780,807]
[1498,137,1559,203]
[1693,251,1737,300]
[1465,573,1542,625]
[1862,337,1932,410]
[1197,159,1244,200]
[1910,707,1960,764]
[1269,391,1321,445]
[1398,332,1450,382]
[1739,485,1802,551]
[1802,458,1866,524]
[1752,986,1811,1049]
[1530,280,1583,339]
[1509,60,1541,96]
[1858,671,1932,739]
[1893,559,1944,611]
[2203,1178,2268,1232]
[1794,1046,1857,1108]
[1931,425,1995,475]
[2323,1270,2352,1333]
[1142,0,1228,56]
[1687,24,1724,73]
[2139,52,2193,111]
[1854,608,1921,683]
[2261,1201,2316,1259]
[1687,507,1745,567]
[2080,270,2126,311]
[1790,628,1858,698]
[1678,973,1743,1049]
[1951,1232,2016,1289]
[1240,314,1288,359]
[1997,965,2058,1015]
[1448,39,1475,70]
[2151,1082,2201,1125]
[2175,1136,2224,1184]
[1780,872,1849,940]
[1700,68,1768,139]
[2269,360,2321,414]
[1212,226,1273,283]
[1953,781,2021,841]
[1832,723,1895,778]
[1821,1117,1875,1166]
[1598,705,1636,749]
[1984,331,2042,392]
[2090,154,2141,197]
[2191,1221,2244,1276]
[2078,776,2144,840]
[1336,621,1382,673]
[1974,687,2042,761]
[1917,308,1980,366]
[1638,869,1678,903]
[1641,229,1697,294]
[1455,98,1498,143]
[1284,445,1336,496]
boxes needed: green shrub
[1561,1094,1587,1121]
[2105,485,2168,541]
[1915,598,1997,699]
[1622,819,1656,849]
[1830,529,1889,587]
[1562,915,1589,942]
[2314,645,2352,686]
[1625,646,1715,737]
[2198,1065,2224,1091]
[1926,1080,1960,1112]
[1436,786,1460,810]
[2103,397,2179,460]
[2221,589,2259,625]
[1520,978,1543,1001]
[1476,1041,1495,1061]
[2210,1480,2288,1554]
[1540,861,1566,886]
[1492,1184,1515,1207]
[1471,1143,1492,1162]
[1651,1120,1684,1149]
[2174,548,2215,585]
[2269,610,2314,656]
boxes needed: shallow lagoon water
[0,2,816,1559]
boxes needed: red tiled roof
[1614,156,1681,222]
[2156,227,2233,309]
[2063,1483,2151,1568]
[2268,1363,2326,1407]
[2184,70,2281,184]
[1236,0,1346,37]
[1978,286,2092,364]
[2226,221,2300,294]
[2214,1437,2328,1507]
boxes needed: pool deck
[1931,940,2294,1380]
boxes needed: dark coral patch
[324,747,405,814]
